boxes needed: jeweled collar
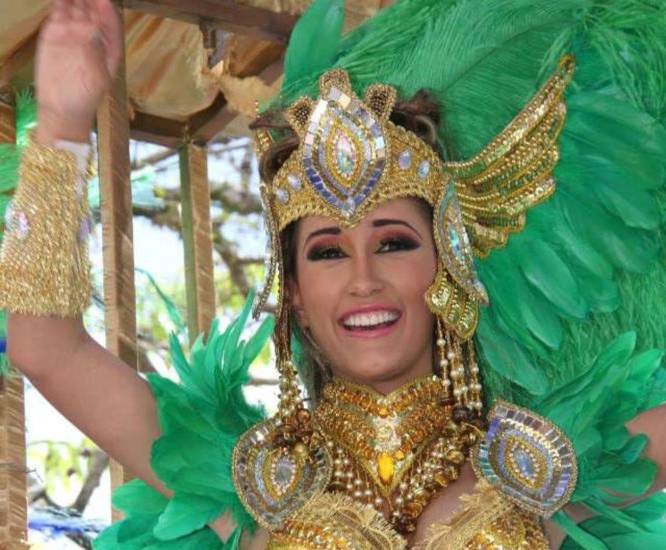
[314,375,450,489]
[313,375,479,534]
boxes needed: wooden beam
[0,97,28,549]
[95,10,137,517]
[179,143,216,342]
[189,93,233,145]
[130,110,187,148]
[123,0,297,43]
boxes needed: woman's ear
[289,278,309,328]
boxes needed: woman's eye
[307,245,346,261]
[377,237,419,254]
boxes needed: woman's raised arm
[5,0,167,493]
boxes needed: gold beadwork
[0,137,93,317]
[414,480,549,549]
[314,375,480,535]
[267,493,406,549]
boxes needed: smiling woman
[1,0,665,549]
[290,198,437,394]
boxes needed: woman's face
[290,198,437,393]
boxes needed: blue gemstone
[447,224,464,260]
[398,150,411,169]
[514,449,535,478]
[288,175,301,190]
[4,201,13,226]
[275,189,289,204]
[418,160,430,179]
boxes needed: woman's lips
[338,307,402,338]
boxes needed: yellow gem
[293,442,309,460]
[378,406,390,417]
[377,452,394,485]
[394,450,405,461]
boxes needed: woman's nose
[347,254,384,297]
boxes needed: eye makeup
[305,230,420,261]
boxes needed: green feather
[282,0,344,88]
[95,293,272,547]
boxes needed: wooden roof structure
[0,0,391,545]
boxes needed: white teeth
[343,310,399,328]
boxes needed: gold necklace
[313,375,481,534]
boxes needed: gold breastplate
[266,481,549,549]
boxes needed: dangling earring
[274,304,311,436]
[435,316,484,417]
[435,317,453,398]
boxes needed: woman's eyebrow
[304,226,341,245]
[372,218,422,239]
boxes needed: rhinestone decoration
[232,418,333,529]
[398,149,412,169]
[418,160,430,179]
[435,184,487,303]
[3,201,13,227]
[275,188,289,204]
[77,216,91,242]
[472,401,577,518]
[15,211,29,239]
[287,173,302,190]
[302,85,387,217]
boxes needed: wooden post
[95,7,138,518]
[0,96,28,548]
[179,142,216,343]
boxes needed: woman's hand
[35,0,123,143]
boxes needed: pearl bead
[447,351,456,360]
[374,497,384,507]
[436,338,446,347]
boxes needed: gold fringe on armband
[0,137,93,317]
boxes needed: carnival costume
[1,0,665,548]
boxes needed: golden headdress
[253,55,574,342]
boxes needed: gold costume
[263,378,550,549]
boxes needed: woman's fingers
[93,0,123,75]
[50,0,70,22]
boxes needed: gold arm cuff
[0,137,93,317]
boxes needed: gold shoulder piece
[471,401,577,518]
[444,54,575,257]
[267,492,406,549]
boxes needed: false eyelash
[306,236,420,261]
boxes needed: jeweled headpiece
[254,56,574,341]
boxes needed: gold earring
[435,316,483,417]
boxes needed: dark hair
[258,88,444,401]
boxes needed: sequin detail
[472,401,577,517]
